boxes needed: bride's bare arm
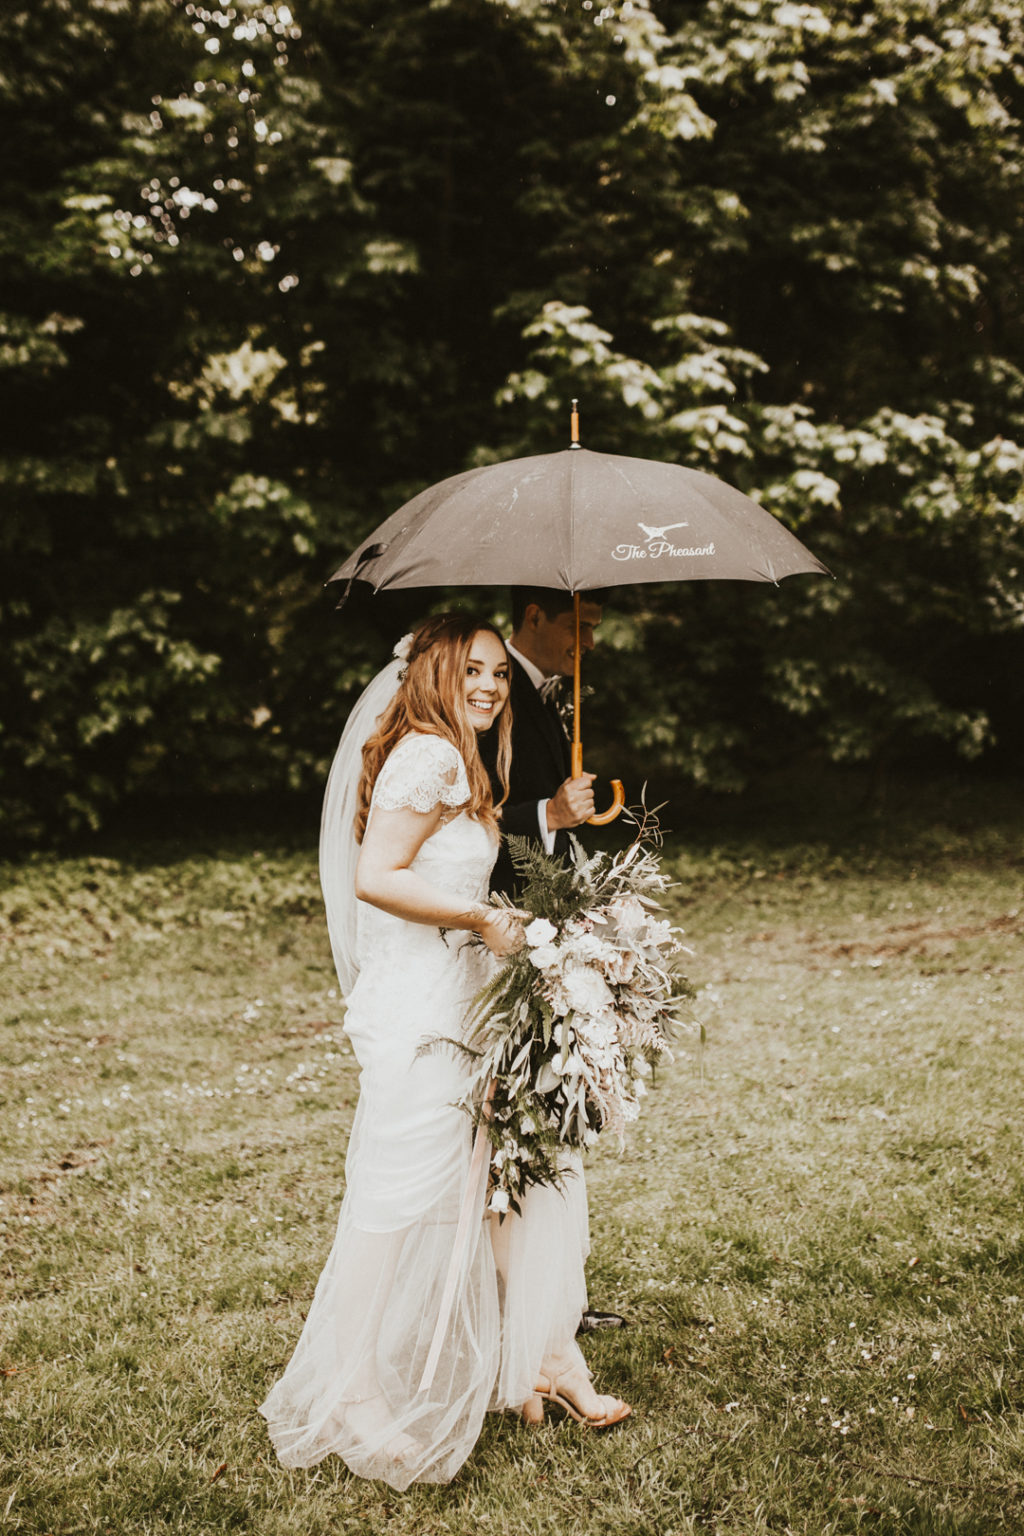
[355,805,522,956]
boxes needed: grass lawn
[2,777,1023,1534]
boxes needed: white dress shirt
[506,641,559,855]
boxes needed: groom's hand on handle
[546,772,597,831]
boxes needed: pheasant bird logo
[638,520,689,543]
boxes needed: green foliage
[504,832,586,924]
[483,0,1024,790]
[2,0,1024,842]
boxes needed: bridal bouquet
[462,817,694,1216]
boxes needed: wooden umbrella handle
[589,778,626,825]
[571,742,626,825]
[571,589,625,824]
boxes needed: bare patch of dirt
[813,910,1023,962]
[283,1018,340,1037]
[30,1138,115,1187]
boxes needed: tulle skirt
[259,932,591,1490]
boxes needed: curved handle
[572,740,626,826]
[588,778,626,826]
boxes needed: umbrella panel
[331,448,830,594]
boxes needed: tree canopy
[3,0,1023,842]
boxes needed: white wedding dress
[260,734,591,1490]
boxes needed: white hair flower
[392,632,414,662]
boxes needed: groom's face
[520,600,602,678]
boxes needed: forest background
[3,0,1023,847]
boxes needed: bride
[260,614,630,1490]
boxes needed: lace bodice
[355,733,498,976]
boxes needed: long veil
[319,652,406,995]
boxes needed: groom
[484,586,606,899]
[483,586,626,1334]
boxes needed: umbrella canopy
[330,431,831,824]
[329,446,830,595]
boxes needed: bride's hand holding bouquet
[474,904,528,958]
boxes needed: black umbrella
[331,404,830,820]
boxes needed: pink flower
[604,947,638,984]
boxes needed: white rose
[489,1188,510,1215]
[575,1015,611,1048]
[573,932,615,964]
[529,944,562,971]
[524,917,558,946]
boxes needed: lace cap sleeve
[371,734,470,816]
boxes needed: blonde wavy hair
[355,614,512,843]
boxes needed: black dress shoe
[577,1308,628,1333]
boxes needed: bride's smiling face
[463,630,510,732]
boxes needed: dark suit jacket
[482,656,571,896]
